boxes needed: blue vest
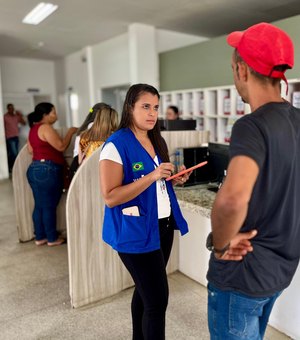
[102,128,188,253]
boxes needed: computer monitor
[159,119,196,131]
[208,142,230,184]
[176,147,211,186]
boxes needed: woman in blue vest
[100,83,190,340]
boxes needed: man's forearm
[211,197,248,250]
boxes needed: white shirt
[73,122,94,157]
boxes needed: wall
[129,24,158,87]
[269,266,300,339]
[70,28,205,109]
[0,66,8,179]
[0,57,56,96]
[54,59,67,127]
[63,49,90,127]
[160,35,232,90]
[60,34,130,125]
[56,28,209,127]
[159,14,300,91]
[156,29,208,53]
[90,28,206,94]
[0,57,57,179]
[92,33,130,95]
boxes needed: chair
[66,147,134,307]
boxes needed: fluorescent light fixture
[22,2,58,25]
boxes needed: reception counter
[175,184,215,286]
[175,184,216,218]
[175,184,300,340]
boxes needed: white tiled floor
[0,179,292,339]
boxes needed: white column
[128,23,159,89]
[85,46,96,106]
[0,66,9,179]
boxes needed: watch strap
[206,232,230,255]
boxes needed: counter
[175,184,216,218]
[174,184,215,286]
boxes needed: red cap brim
[227,31,244,48]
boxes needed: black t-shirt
[207,102,300,297]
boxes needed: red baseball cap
[227,22,294,84]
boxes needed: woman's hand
[27,138,33,154]
[172,165,192,186]
[101,161,174,208]
[152,162,175,181]
[68,127,78,135]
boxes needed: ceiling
[1,0,300,60]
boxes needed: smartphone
[165,161,208,181]
[122,206,140,216]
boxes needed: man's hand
[214,229,257,261]
[16,111,26,125]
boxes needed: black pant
[118,216,174,340]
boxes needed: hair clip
[89,108,93,113]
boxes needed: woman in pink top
[27,103,77,246]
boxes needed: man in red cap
[206,22,300,339]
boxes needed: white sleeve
[99,142,123,165]
[73,135,80,158]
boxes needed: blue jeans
[26,160,63,242]
[6,136,19,171]
[207,283,281,340]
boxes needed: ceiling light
[22,2,58,25]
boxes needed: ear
[238,62,248,81]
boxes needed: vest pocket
[118,215,147,245]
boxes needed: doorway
[3,93,52,149]
[101,85,129,120]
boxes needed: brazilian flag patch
[132,162,144,172]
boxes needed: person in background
[27,102,77,247]
[78,104,118,164]
[70,102,107,176]
[206,22,300,339]
[166,105,179,120]
[99,84,191,339]
[73,102,108,159]
[4,103,26,172]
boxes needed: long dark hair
[28,102,54,125]
[118,83,169,162]
[76,102,108,136]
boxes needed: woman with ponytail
[27,102,77,246]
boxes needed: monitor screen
[181,147,211,186]
[159,119,196,131]
[208,142,230,183]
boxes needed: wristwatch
[206,232,230,256]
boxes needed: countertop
[175,184,217,219]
